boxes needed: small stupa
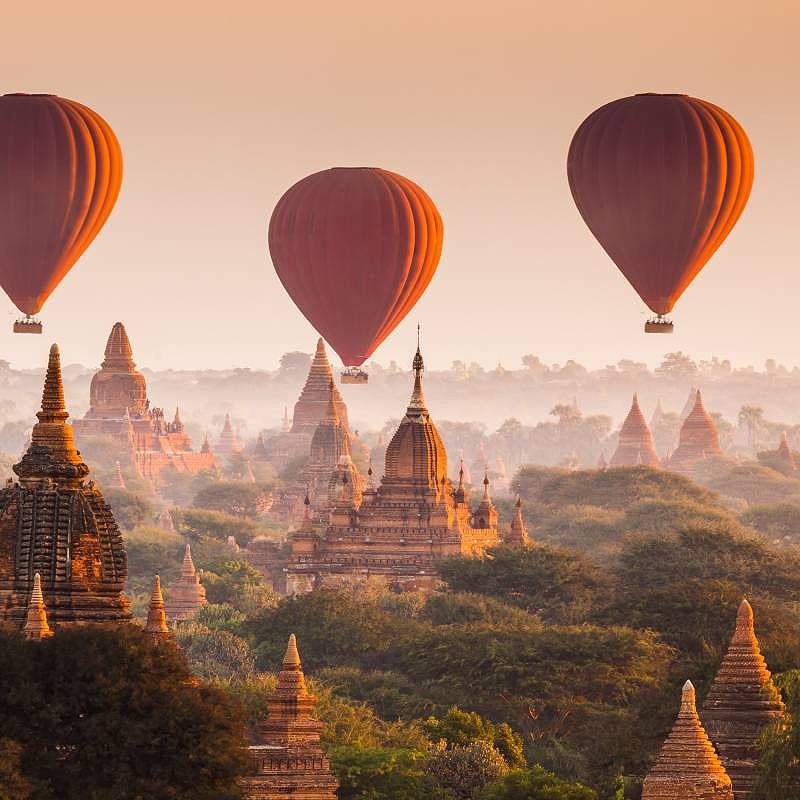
[21,573,53,640]
[642,680,733,799]
[611,394,660,467]
[145,575,170,640]
[506,496,529,546]
[164,545,207,622]
[700,599,785,800]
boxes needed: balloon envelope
[0,93,123,317]
[269,167,443,366]
[567,93,753,316]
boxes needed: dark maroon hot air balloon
[269,167,443,383]
[567,93,753,333]
[0,93,123,333]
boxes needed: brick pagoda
[164,544,207,622]
[611,394,660,467]
[669,391,722,474]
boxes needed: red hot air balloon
[269,167,443,382]
[0,94,123,333]
[567,93,753,333]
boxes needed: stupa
[506,496,529,546]
[21,573,53,639]
[669,391,722,474]
[145,574,170,640]
[241,634,338,799]
[0,345,130,627]
[777,432,797,472]
[216,414,243,460]
[642,680,733,799]
[611,394,660,467]
[164,544,207,621]
[700,599,785,800]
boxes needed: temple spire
[102,321,135,368]
[145,575,170,638]
[114,461,126,488]
[408,343,426,413]
[507,495,529,546]
[22,573,53,639]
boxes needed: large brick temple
[73,322,216,483]
[285,347,500,593]
[0,345,130,629]
[241,633,338,800]
[668,390,722,474]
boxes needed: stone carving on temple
[164,544,207,622]
[0,345,131,628]
[701,599,785,800]
[611,394,660,468]
[241,633,338,800]
[642,680,734,800]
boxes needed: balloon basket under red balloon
[13,317,42,334]
[644,318,674,334]
[341,367,368,384]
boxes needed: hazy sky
[1,1,798,372]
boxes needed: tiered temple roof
[241,634,338,800]
[164,545,207,622]
[291,339,349,435]
[0,345,130,628]
[286,347,499,593]
[642,680,733,799]
[611,394,661,467]
[700,599,785,800]
[669,391,723,474]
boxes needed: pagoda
[0,345,130,628]
[216,414,243,460]
[21,573,53,639]
[241,634,338,800]
[681,387,700,420]
[73,322,216,483]
[164,544,207,621]
[286,347,500,593]
[610,394,660,468]
[700,599,785,800]
[145,574,170,640]
[642,680,733,799]
[669,391,723,474]
[506,496,529,546]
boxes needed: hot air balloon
[567,93,753,333]
[269,167,443,383]
[0,94,123,333]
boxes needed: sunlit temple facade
[0,345,130,629]
[73,322,216,484]
[285,348,500,593]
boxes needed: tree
[0,625,247,800]
[655,351,698,379]
[174,622,255,680]
[103,487,155,530]
[278,350,312,377]
[477,766,596,800]
[193,481,272,518]
[0,738,31,800]
[739,405,765,449]
[427,740,508,799]
[173,507,265,544]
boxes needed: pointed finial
[483,467,490,499]
[181,544,197,578]
[283,633,302,669]
[734,597,754,639]
[680,679,696,712]
[39,344,68,421]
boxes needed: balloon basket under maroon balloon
[644,318,674,334]
[340,367,368,384]
[13,317,42,334]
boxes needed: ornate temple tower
[506,496,529,546]
[216,414,243,460]
[85,322,148,419]
[291,339,349,435]
[286,347,500,593]
[0,345,130,628]
[611,394,660,467]
[164,545,207,622]
[642,680,733,800]
[700,599,785,800]
[242,634,338,799]
[669,391,723,474]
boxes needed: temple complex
[611,394,660,467]
[0,345,130,628]
[642,680,733,800]
[241,634,338,800]
[164,545,207,621]
[506,496,529,546]
[286,347,500,593]
[777,431,797,472]
[668,391,723,474]
[700,599,785,800]
[73,322,216,484]
[262,340,350,470]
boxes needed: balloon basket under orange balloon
[13,317,42,334]
[644,318,673,334]
[341,367,368,384]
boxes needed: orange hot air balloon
[269,167,443,383]
[567,93,753,333]
[0,94,123,333]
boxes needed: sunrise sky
[0,1,797,371]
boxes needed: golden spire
[145,575,170,637]
[408,339,426,413]
[181,544,197,579]
[283,633,301,668]
[276,633,308,696]
[102,321,135,368]
[642,680,733,799]
[22,573,53,639]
